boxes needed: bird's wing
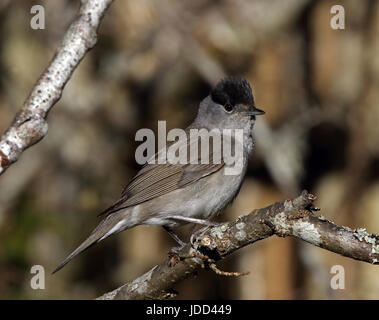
[54,151,224,273]
[98,130,224,217]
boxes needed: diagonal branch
[0,0,114,175]
[97,190,379,300]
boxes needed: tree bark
[0,0,113,175]
[97,190,379,300]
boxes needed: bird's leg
[167,215,218,226]
[164,216,220,249]
[163,226,186,249]
[190,225,216,246]
[165,215,221,248]
[164,228,185,246]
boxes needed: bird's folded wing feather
[98,131,224,217]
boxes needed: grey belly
[140,166,246,228]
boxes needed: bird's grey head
[195,77,265,130]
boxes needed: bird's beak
[244,107,265,116]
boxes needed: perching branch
[0,0,113,175]
[97,190,379,300]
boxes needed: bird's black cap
[211,77,255,107]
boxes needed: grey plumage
[53,77,264,273]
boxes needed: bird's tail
[52,214,131,274]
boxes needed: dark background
[0,0,378,299]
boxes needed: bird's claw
[168,246,185,267]
[190,222,220,247]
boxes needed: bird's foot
[190,222,220,247]
[168,245,186,266]
[169,244,185,254]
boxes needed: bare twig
[97,190,379,300]
[208,263,250,277]
[0,0,113,175]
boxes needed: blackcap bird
[53,77,264,273]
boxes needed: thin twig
[0,0,113,175]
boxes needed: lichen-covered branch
[97,190,379,300]
[0,0,113,175]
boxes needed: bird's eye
[224,103,234,112]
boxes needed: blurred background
[0,0,378,299]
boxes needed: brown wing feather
[99,128,224,217]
